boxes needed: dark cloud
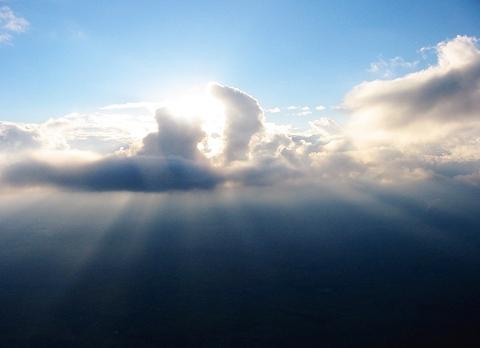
[228,158,300,187]
[1,106,222,192]
[3,156,222,192]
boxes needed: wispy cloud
[0,6,29,45]
[368,56,419,78]
[266,107,281,113]
[293,106,310,116]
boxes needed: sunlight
[166,87,227,159]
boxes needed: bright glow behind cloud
[1,35,479,192]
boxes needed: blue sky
[1,0,479,124]
[3,3,480,345]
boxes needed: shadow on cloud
[1,36,480,192]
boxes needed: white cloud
[100,102,162,112]
[0,32,11,43]
[209,83,264,163]
[266,107,281,113]
[341,35,480,183]
[285,105,313,116]
[315,105,326,112]
[1,36,480,191]
[368,56,419,78]
[0,6,29,44]
[139,107,206,161]
[296,110,312,116]
[348,35,480,138]
[0,122,41,151]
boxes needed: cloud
[338,36,480,184]
[100,102,161,112]
[266,107,281,113]
[209,83,264,163]
[368,56,419,78]
[284,105,314,116]
[0,32,11,43]
[3,156,222,192]
[2,108,222,192]
[227,158,300,187]
[1,35,480,192]
[0,6,29,45]
[348,36,480,132]
[0,123,41,151]
[139,107,206,161]
[296,111,312,116]
[295,106,312,116]
[315,105,326,112]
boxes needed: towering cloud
[209,83,264,163]
[139,108,206,161]
[1,35,479,192]
[2,106,222,192]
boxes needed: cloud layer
[1,36,480,192]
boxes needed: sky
[2,1,480,346]
[1,0,480,125]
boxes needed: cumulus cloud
[2,107,222,192]
[209,83,264,163]
[0,6,29,44]
[139,107,206,161]
[2,35,480,192]
[342,35,480,184]
[348,36,480,133]
[0,123,41,151]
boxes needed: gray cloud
[227,158,300,187]
[2,107,221,192]
[1,36,480,192]
[139,107,206,161]
[3,156,222,192]
[0,123,41,151]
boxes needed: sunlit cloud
[266,107,281,113]
[1,35,479,193]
